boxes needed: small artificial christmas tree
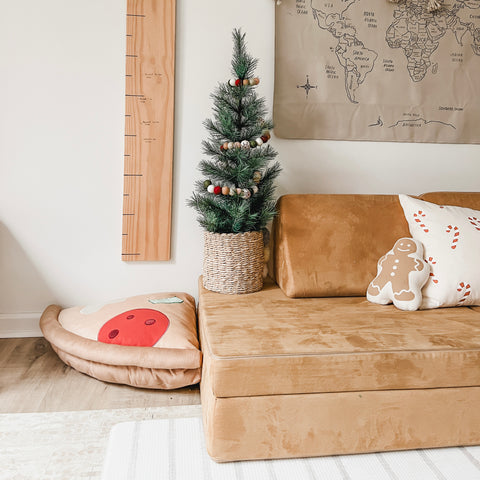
[188,29,281,235]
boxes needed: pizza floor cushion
[39,292,202,389]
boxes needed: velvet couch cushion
[202,376,480,462]
[198,278,480,398]
[273,194,410,298]
[273,192,480,298]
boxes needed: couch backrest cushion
[420,192,480,209]
[273,192,480,298]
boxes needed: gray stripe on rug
[334,456,352,480]
[197,416,213,480]
[461,447,480,471]
[126,422,141,480]
[169,418,176,479]
[234,461,244,480]
[418,450,448,480]
[376,452,400,480]
[303,458,318,480]
[266,459,278,480]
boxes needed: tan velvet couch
[198,192,480,462]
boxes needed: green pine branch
[231,29,258,79]
[188,28,282,234]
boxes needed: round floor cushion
[40,293,201,389]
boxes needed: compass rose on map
[297,75,317,98]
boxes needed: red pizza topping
[98,308,169,347]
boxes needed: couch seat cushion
[198,278,480,398]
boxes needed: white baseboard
[0,313,43,338]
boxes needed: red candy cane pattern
[457,282,471,304]
[445,225,460,249]
[468,216,480,231]
[413,211,429,233]
[425,257,438,284]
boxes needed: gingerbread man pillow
[367,238,430,311]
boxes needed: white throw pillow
[399,194,480,309]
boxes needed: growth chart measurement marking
[122,0,176,261]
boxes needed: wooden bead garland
[228,77,260,87]
[219,130,271,151]
[203,171,262,199]
[242,189,251,199]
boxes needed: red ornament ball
[220,145,225,151]
[260,135,268,143]
[213,186,222,195]
[235,79,241,86]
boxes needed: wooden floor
[0,337,201,413]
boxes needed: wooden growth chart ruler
[123,0,176,261]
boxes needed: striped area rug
[102,416,480,480]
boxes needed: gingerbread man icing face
[393,239,416,255]
[367,237,430,311]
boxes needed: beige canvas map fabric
[273,0,480,143]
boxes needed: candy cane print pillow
[399,194,480,309]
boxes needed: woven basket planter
[203,231,264,294]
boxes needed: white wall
[1,0,479,331]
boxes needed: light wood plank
[122,0,176,261]
[0,338,200,413]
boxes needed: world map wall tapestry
[273,0,480,143]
